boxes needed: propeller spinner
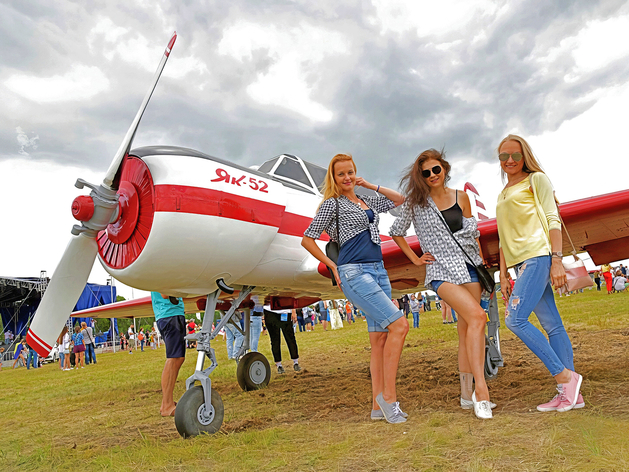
[27,32,177,356]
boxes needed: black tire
[236,352,271,391]
[484,347,499,380]
[174,385,224,438]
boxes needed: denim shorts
[429,264,479,294]
[338,261,404,332]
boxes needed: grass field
[1,289,628,471]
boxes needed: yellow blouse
[496,173,561,268]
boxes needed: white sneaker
[461,397,496,410]
[472,392,493,419]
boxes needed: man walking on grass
[151,292,186,417]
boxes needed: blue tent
[1,279,116,343]
[72,283,118,344]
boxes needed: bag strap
[430,203,477,267]
[529,174,578,256]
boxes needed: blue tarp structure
[1,279,116,344]
[72,283,118,344]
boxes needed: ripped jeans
[505,255,574,376]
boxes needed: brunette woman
[301,153,408,423]
[495,134,583,412]
[390,149,494,419]
[72,325,86,369]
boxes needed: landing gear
[174,283,271,438]
[483,290,503,380]
[237,352,271,391]
[175,385,224,437]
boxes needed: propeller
[26,32,177,356]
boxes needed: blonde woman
[301,153,408,423]
[496,134,583,412]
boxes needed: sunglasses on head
[499,152,523,162]
[421,165,442,178]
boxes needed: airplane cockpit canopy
[257,154,326,195]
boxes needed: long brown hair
[57,326,68,344]
[320,153,356,204]
[497,134,545,181]
[400,149,451,208]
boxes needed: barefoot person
[301,153,409,423]
[151,292,186,417]
[390,149,494,419]
[495,134,583,412]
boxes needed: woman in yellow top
[601,263,613,294]
[496,135,584,413]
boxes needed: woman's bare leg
[369,332,387,409]
[381,316,409,403]
[437,282,489,401]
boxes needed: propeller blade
[27,234,98,356]
[28,32,178,356]
[103,31,177,189]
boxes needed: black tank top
[440,191,463,233]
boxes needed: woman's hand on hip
[550,258,567,289]
[415,252,435,266]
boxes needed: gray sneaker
[277,365,285,374]
[371,409,385,420]
[376,393,407,424]
[293,363,301,372]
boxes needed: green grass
[1,288,628,471]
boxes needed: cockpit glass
[304,161,327,191]
[274,156,311,186]
[258,158,278,174]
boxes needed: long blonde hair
[320,153,356,203]
[497,134,545,181]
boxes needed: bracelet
[376,185,380,193]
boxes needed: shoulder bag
[530,175,593,295]
[324,199,340,286]
[431,207,495,294]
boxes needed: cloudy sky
[2,0,629,299]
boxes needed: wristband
[376,185,380,193]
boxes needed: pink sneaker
[537,387,585,412]
[558,371,583,412]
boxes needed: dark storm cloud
[2,0,629,189]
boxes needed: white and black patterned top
[304,194,396,246]
[389,196,482,286]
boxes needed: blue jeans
[250,315,263,352]
[225,323,244,359]
[505,255,574,376]
[60,352,65,369]
[85,344,96,364]
[451,309,458,322]
[338,261,404,332]
[297,317,306,332]
[27,350,38,369]
[412,311,420,328]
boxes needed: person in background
[593,270,601,291]
[26,342,39,370]
[12,340,27,368]
[620,264,627,276]
[612,270,627,292]
[296,308,307,332]
[495,134,583,413]
[151,292,186,417]
[345,300,354,324]
[318,300,329,331]
[224,311,244,360]
[128,326,135,354]
[601,263,613,294]
[81,321,97,365]
[150,326,158,349]
[250,295,264,352]
[409,294,421,328]
[304,305,313,332]
[441,299,455,324]
[264,306,301,373]
[72,325,86,369]
[138,328,146,351]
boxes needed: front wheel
[236,352,271,391]
[174,385,224,438]
[484,346,499,380]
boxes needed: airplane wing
[72,295,206,319]
[378,189,629,291]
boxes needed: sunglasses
[421,165,442,178]
[499,152,523,162]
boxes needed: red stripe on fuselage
[154,184,391,242]
[26,329,52,357]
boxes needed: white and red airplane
[26,33,629,437]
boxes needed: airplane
[27,33,629,438]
